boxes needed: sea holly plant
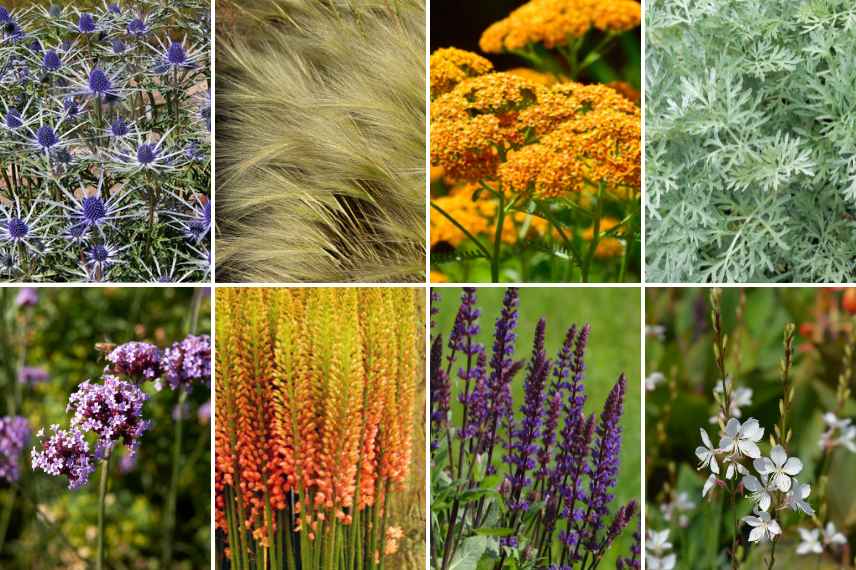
[430,287,639,569]
[0,0,210,282]
[646,0,856,282]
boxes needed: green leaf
[449,536,489,570]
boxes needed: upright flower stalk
[215,288,420,570]
[431,288,637,570]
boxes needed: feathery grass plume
[215,287,423,569]
[216,0,426,283]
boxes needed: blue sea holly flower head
[24,114,83,155]
[110,38,125,54]
[63,223,89,245]
[141,251,187,283]
[166,190,210,242]
[109,129,186,174]
[57,173,135,235]
[106,115,137,140]
[1,96,34,132]
[82,241,126,281]
[127,16,148,36]
[42,49,62,71]
[149,35,204,73]
[77,11,96,34]
[0,197,56,255]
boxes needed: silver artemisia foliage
[216,0,426,283]
[645,0,856,283]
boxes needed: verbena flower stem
[161,389,187,567]
[96,454,111,570]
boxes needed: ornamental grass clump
[216,0,425,283]
[215,287,421,569]
[430,287,639,570]
[646,0,856,282]
[0,0,211,282]
[430,0,641,283]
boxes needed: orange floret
[507,67,559,86]
[431,73,544,182]
[499,106,640,199]
[430,47,494,99]
[480,0,641,53]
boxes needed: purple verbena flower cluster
[431,288,637,569]
[67,375,150,458]
[105,341,161,380]
[0,416,30,483]
[157,334,211,391]
[18,366,49,385]
[31,425,95,490]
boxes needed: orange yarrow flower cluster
[480,0,641,53]
[215,288,421,548]
[430,47,494,99]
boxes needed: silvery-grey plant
[645,0,856,283]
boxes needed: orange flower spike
[267,290,296,512]
[214,291,236,533]
[430,47,494,99]
[330,289,364,513]
[391,289,418,485]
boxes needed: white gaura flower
[743,510,782,543]
[646,372,665,391]
[660,491,696,528]
[695,427,720,474]
[646,529,672,556]
[796,528,822,555]
[754,445,803,492]
[647,554,676,570]
[822,522,847,547]
[785,480,814,515]
[722,453,750,480]
[711,380,754,423]
[702,473,719,498]
[819,412,856,452]
[742,473,775,511]
[646,530,676,570]
[719,417,764,459]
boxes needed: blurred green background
[646,287,856,569]
[0,287,211,569]
[432,286,642,567]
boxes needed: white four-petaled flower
[785,480,814,515]
[822,522,846,547]
[742,473,775,511]
[796,528,822,555]
[719,417,764,460]
[695,427,719,474]
[646,529,676,570]
[743,510,782,543]
[753,445,803,492]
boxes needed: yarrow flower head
[479,0,641,53]
[105,341,162,381]
[0,416,30,483]
[67,375,151,457]
[157,334,211,391]
[31,425,95,489]
[429,47,494,99]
